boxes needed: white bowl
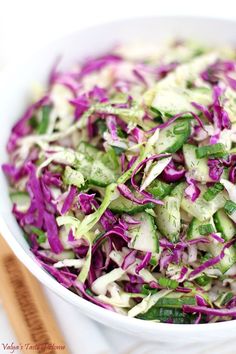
[1,16,236,345]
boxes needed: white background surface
[1,0,236,68]
[1,1,236,353]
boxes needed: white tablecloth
[1,1,236,353]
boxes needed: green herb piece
[196,143,226,159]
[31,226,46,244]
[199,224,215,235]
[28,115,38,129]
[195,274,211,287]
[141,284,158,295]
[224,200,236,215]
[149,257,158,266]
[137,307,199,323]
[147,179,174,199]
[203,183,224,201]
[158,277,179,289]
[37,105,51,134]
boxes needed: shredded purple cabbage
[161,161,185,182]
[185,175,200,202]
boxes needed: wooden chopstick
[0,235,69,354]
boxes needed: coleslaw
[3,39,236,324]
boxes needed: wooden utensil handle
[0,235,69,354]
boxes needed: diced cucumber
[146,179,174,199]
[187,217,215,239]
[109,195,154,215]
[101,148,120,171]
[89,160,116,187]
[64,166,84,188]
[74,149,118,187]
[208,242,236,274]
[155,196,181,243]
[170,182,186,198]
[181,185,227,222]
[151,87,211,119]
[183,144,211,182]
[214,209,236,241]
[190,87,212,103]
[155,183,185,242]
[74,153,93,177]
[155,119,191,154]
[155,196,181,242]
[187,218,202,239]
[10,192,31,212]
[128,212,159,252]
[147,52,217,120]
[77,141,102,159]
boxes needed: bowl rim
[1,15,236,335]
